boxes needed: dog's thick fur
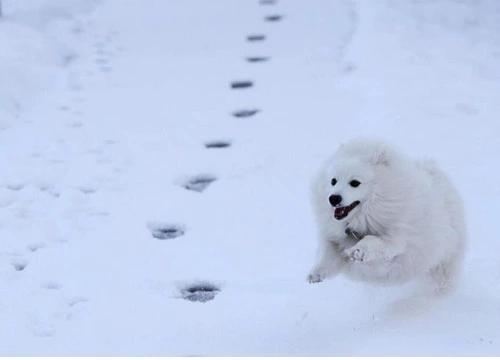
[308,138,467,294]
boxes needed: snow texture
[0,0,499,356]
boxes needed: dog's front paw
[344,235,397,263]
[307,271,324,284]
[344,244,372,262]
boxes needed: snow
[0,0,499,356]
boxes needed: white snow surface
[0,0,500,356]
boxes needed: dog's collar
[345,227,363,241]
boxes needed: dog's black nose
[329,194,342,206]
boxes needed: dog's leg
[343,235,426,285]
[343,235,403,263]
[307,239,345,283]
[421,253,464,295]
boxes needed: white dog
[308,137,467,294]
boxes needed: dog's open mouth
[334,201,360,220]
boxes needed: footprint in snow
[93,40,106,54]
[71,22,84,35]
[42,281,63,290]
[78,184,98,194]
[97,156,112,164]
[230,81,254,89]
[73,96,86,104]
[27,242,47,252]
[67,119,84,128]
[260,0,278,4]
[38,185,60,198]
[247,34,266,42]
[264,15,284,22]
[180,282,221,303]
[33,325,54,337]
[204,139,232,149]
[342,62,357,74]
[87,147,104,155]
[12,258,28,272]
[63,53,78,66]
[246,56,270,63]
[66,296,89,307]
[95,57,110,66]
[148,222,186,240]
[5,183,25,191]
[93,32,118,74]
[456,102,479,115]
[182,174,217,192]
[233,109,260,118]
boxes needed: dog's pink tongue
[334,207,346,216]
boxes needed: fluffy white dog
[308,138,467,294]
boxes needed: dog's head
[324,139,393,222]
[326,157,375,221]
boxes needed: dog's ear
[371,145,390,166]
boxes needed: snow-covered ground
[0,0,500,356]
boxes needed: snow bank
[0,0,98,128]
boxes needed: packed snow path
[1,0,500,356]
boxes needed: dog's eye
[349,180,361,188]
[331,178,337,186]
